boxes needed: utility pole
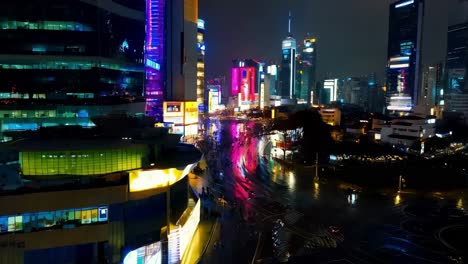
[398,175,405,193]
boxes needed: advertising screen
[184,101,199,124]
[164,102,184,119]
[168,200,201,263]
[166,103,182,113]
[123,241,162,264]
[232,67,256,104]
[207,85,221,113]
[231,68,240,95]
[240,67,256,104]
[387,95,413,111]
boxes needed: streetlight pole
[398,175,403,193]
[314,152,319,182]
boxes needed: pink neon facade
[231,67,256,103]
[231,68,240,95]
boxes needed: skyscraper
[444,17,468,124]
[197,19,206,112]
[418,63,443,116]
[446,22,468,94]
[183,0,199,102]
[145,0,167,119]
[301,36,317,105]
[279,12,296,102]
[231,59,259,110]
[322,79,339,104]
[145,0,199,122]
[386,0,425,113]
[0,0,146,139]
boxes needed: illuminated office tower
[300,36,317,105]
[445,19,468,123]
[322,79,339,104]
[182,0,198,102]
[146,0,199,122]
[279,12,296,102]
[417,63,443,116]
[446,22,468,95]
[197,19,206,112]
[386,0,425,113]
[145,0,167,120]
[0,1,146,138]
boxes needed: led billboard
[123,241,162,264]
[207,85,221,113]
[232,67,256,104]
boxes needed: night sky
[199,0,461,84]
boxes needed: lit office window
[0,21,94,32]
[0,206,108,234]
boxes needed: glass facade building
[446,22,468,94]
[20,147,146,177]
[296,37,317,104]
[197,19,206,112]
[145,0,166,120]
[0,1,146,100]
[280,37,297,100]
[0,127,202,264]
[0,1,147,139]
[386,0,424,112]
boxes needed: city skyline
[200,0,455,82]
[0,1,467,264]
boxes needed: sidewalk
[200,210,258,264]
[181,217,217,264]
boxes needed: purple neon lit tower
[145,0,165,121]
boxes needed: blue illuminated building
[144,0,199,122]
[145,0,166,120]
[279,12,297,102]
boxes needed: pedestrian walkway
[181,218,217,264]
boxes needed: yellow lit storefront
[129,163,197,193]
[163,101,199,138]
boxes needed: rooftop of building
[0,115,200,163]
[0,120,203,195]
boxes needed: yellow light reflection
[394,194,401,206]
[457,198,464,210]
[313,182,320,200]
[288,171,296,186]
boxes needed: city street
[197,119,468,264]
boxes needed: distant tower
[279,11,297,101]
